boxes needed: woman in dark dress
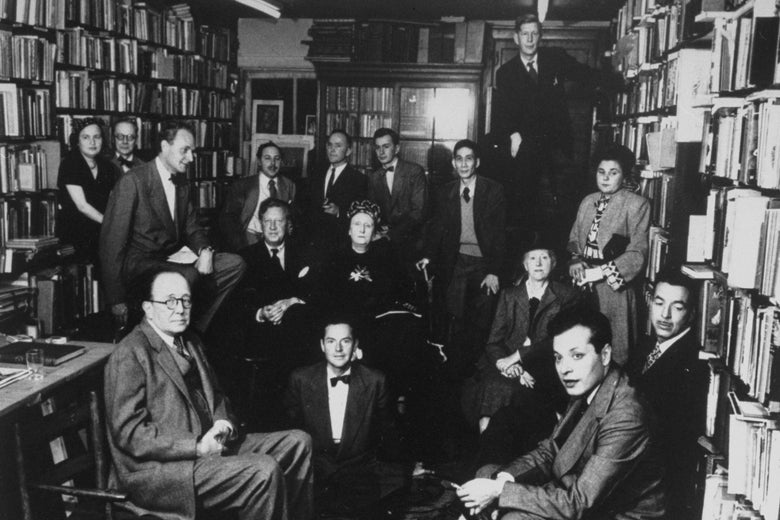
[57,118,118,263]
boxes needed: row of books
[306,20,485,65]
[701,96,780,188]
[190,179,232,210]
[35,262,102,334]
[324,86,393,113]
[646,225,670,281]
[0,83,52,137]
[0,140,59,193]
[0,31,57,84]
[1,0,66,29]
[709,15,780,94]
[189,150,240,180]
[0,191,58,245]
[56,30,229,90]
[639,169,675,229]
[615,63,673,116]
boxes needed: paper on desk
[167,246,198,264]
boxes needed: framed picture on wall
[252,100,283,134]
[305,114,317,135]
[251,134,315,179]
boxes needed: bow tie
[118,157,134,168]
[169,173,188,186]
[383,165,395,172]
[330,374,350,387]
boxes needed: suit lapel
[241,178,260,227]
[185,333,217,414]
[531,285,556,332]
[311,366,334,447]
[338,366,369,458]
[140,321,192,411]
[149,163,177,239]
[389,163,404,210]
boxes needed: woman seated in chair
[464,241,577,440]
[320,200,426,399]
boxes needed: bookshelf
[607,0,780,518]
[0,0,240,338]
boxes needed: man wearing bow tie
[104,270,313,520]
[219,141,298,252]
[110,118,145,173]
[367,128,428,257]
[100,121,245,333]
[284,319,402,514]
[627,269,708,520]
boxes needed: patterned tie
[643,342,662,373]
[325,167,336,199]
[268,178,277,199]
[462,187,471,203]
[270,248,282,270]
[527,60,538,82]
[174,335,191,361]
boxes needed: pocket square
[298,266,309,278]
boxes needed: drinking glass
[26,348,44,380]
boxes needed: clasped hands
[495,355,535,387]
[456,477,508,519]
[196,421,234,458]
[256,297,302,325]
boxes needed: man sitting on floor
[284,317,404,515]
[104,269,313,520]
[457,305,665,519]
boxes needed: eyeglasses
[149,296,192,309]
[115,134,136,142]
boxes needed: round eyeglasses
[115,134,136,142]
[149,296,192,309]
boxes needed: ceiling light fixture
[537,0,549,22]
[235,0,282,18]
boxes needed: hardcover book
[0,341,85,366]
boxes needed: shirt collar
[520,54,538,68]
[327,365,352,379]
[155,157,174,183]
[657,327,692,355]
[384,159,398,171]
[265,242,285,255]
[147,318,177,350]
[116,152,134,161]
[525,279,548,300]
[460,176,476,193]
[260,173,276,187]
[329,163,347,175]
[586,383,601,405]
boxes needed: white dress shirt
[384,158,398,194]
[327,366,351,444]
[265,242,286,270]
[324,163,348,198]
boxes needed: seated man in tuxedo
[104,269,313,520]
[457,305,665,519]
[367,127,428,259]
[307,129,367,252]
[627,268,709,519]
[284,318,404,514]
[110,118,146,174]
[219,141,297,252]
[239,198,320,367]
[100,120,245,333]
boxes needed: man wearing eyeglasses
[110,118,145,174]
[104,270,314,520]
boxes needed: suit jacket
[104,320,233,520]
[284,362,392,477]
[218,173,297,252]
[493,48,604,156]
[628,330,708,514]
[240,238,319,309]
[498,366,665,519]
[567,189,650,285]
[99,160,210,305]
[310,164,368,222]
[367,159,428,245]
[423,176,506,283]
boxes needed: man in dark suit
[308,129,368,251]
[100,121,245,332]
[219,141,297,252]
[240,198,320,366]
[284,318,403,514]
[417,139,506,372]
[367,128,428,258]
[458,305,665,519]
[493,14,615,232]
[110,118,145,174]
[627,269,709,520]
[104,270,313,520]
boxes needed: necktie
[118,157,133,169]
[174,335,191,361]
[383,165,395,172]
[528,297,540,335]
[527,60,538,82]
[643,342,663,373]
[462,187,471,203]
[268,178,278,199]
[325,167,336,199]
[330,374,350,387]
[270,247,282,270]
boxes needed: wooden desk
[0,341,114,518]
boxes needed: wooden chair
[13,390,128,520]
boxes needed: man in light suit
[458,305,665,519]
[104,270,313,520]
[367,128,428,256]
[628,269,708,520]
[417,139,506,372]
[284,318,402,514]
[219,141,297,252]
[110,118,146,174]
[100,121,245,333]
[308,129,368,251]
